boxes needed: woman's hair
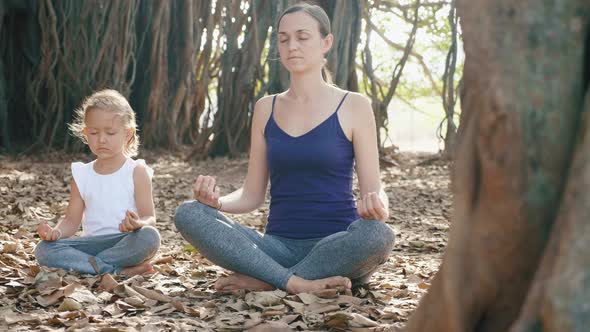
[69,89,140,157]
[277,2,333,84]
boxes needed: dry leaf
[247,321,291,331]
[245,291,283,308]
[36,282,79,307]
[296,293,320,305]
[68,287,99,304]
[57,298,82,312]
[349,313,381,328]
[98,274,119,292]
[131,285,172,302]
[325,312,349,330]
[312,288,340,299]
[153,256,174,265]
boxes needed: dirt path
[0,152,450,331]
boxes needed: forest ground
[0,151,450,331]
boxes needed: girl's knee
[137,226,161,252]
[34,241,53,265]
[174,200,212,232]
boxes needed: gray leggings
[175,201,395,290]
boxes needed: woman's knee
[356,220,396,257]
[174,200,213,233]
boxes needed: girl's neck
[287,69,332,103]
[94,154,127,174]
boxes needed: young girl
[35,89,160,276]
[175,3,394,293]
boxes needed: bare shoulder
[339,91,374,123]
[254,95,275,117]
[132,164,151,182]
[346,92,373,117]
[253,95,276,131]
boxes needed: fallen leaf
[245,290,283,308]
[153,256,174,265]
[98,274,119,292]
[349,312,381,328]
[36,283,79,307]
[68,287,99,304]
[283,299,305,314]
[57,298,82,311]
[325,312,349,330]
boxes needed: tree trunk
[404,1,590,331]
[0,3,7,151]
[209,0,276,157]
[441,0,458,158]
[318,0,362,91]
[362,0,420,151]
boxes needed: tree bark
[318,0,363,91]
[404,1,590,331]
[441,0,458,158]
[209,0,276,157]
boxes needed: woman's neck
[287,69,332,103]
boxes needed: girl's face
[278,11,332,75]
[83,108,131,159]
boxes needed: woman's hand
[192,175,221,209]
[357,192,389,222]
[37,220,62,241]
[119,210,143,232]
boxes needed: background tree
[362,0,420,151]
[0,0,458,157]
[404,0,590,331]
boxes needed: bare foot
[214,273,275,291]
[286,275,352,294]
[120,262,155,276]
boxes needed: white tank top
[71,158,154,237]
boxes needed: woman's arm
[349,94,389,221]
[193,96,273,214]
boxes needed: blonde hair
[277,2,333,84]
[69,89,140,157]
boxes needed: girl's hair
[69,89,140,157]
[277,2,333,84]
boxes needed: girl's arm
[129,165,156,228]
[38,180,84,240]
[349,94,389,221]
[193,96,272,214]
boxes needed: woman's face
[278,11,332,75]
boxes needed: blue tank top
[264,93,359,239]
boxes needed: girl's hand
[192,175,221,209]
[357,192,389,222]
[119,210,143,232]
[37,220,62,241]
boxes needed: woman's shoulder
[342,91,371,107]
[338,90,373,119]
[255,94,276,112]
[253,95,276,126]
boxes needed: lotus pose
[175,3,394,293]
[35,89,160,276]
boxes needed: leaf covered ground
[0,152,450,331]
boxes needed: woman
[175,2,394,294]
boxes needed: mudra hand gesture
[37,220,62,241]
[357,192,389,222]
[193,175,221,209]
